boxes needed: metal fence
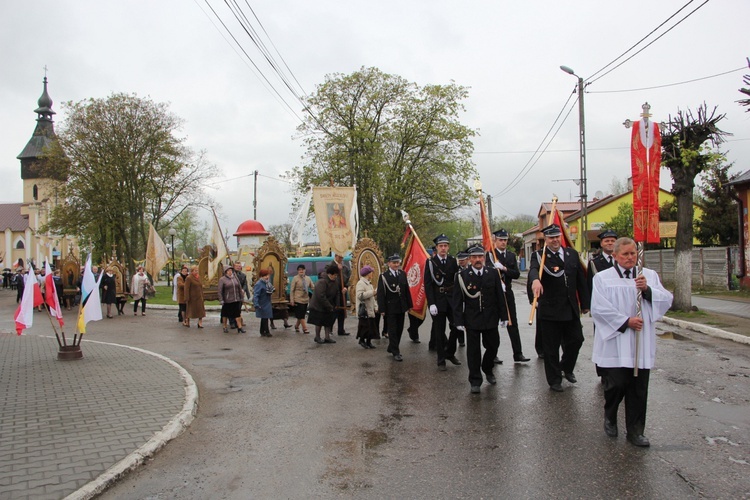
[644,246,739,290]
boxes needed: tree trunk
[673,189,694,311]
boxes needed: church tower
[15,76,70,267]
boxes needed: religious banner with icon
[312,186,358,255]
[629,104,661,244]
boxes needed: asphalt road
[64,291,748,499]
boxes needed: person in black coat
[330,253,352,336]
[377,254,413,362]
[487,228,530,363]
[529,224,590,392]
[453,245,508,394]
[100,268,118,318]
[425,234,462,371]
[587,229,617,378]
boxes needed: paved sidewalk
[0,333,196,500]
[691,295,750,320]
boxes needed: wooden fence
[644,246,740,290]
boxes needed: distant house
[728,170,750,289]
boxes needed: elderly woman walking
[307,264,341,345]
[130,266,151,316]
[355,265,378,349]
[253,268,273,337]
[289,264,313,334]
[183,265,205,328]
[219,266,246,333]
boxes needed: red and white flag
[13,267,44,335]
[44,261,64,328]
[401,225,429,320]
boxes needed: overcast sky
[1,0,748,244]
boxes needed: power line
[587,66,745,94]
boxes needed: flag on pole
[44,261,64,328]
[145,223,170,281]
[13,267,43,335]
[208,209,228,281]
[551,209,575,249]
[401,225,430,320]
[77,254,103,334]
[631,117,662,243]
[478,194,494,253]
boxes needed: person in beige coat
[355,265,378,349]
[183,266,205,328]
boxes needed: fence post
[699,248,704,288]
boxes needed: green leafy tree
[268,223,294,253]
[169,208,208,260]
[659,199,678,221]
[41,93,218,273]
[662,104,729,311]
[694,160,738,246]
[290,67,478,255]
[604,203,634,240]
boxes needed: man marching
[453,245,508,394]
[529,224,590,392]
[591,237,672,447]
[424,234,462,371]
[377,254,413,362]
[487,229,530,364]
[588,229,617,378]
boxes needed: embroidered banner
[631,119,661,243]
[312,187,358,255]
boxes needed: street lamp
[560,65,588,254]
[169,228,177,288]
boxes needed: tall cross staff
[623,103,664,376]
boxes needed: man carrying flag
[77,254,103,334]
[14,266,43,335]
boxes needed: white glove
[501,280,506,293]
[457,326,465,332]
[494,261,506,271]
[429,305,438,316]
[500,320,508,328]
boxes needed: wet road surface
[50,293,750,498]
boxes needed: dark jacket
[424,255,458,313]
[309,274,340,312]
[587,252,614,302]
[528,247,589,322]
[377,269,413,315]
[453,265,508,330]
[487,248,520,291]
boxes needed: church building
[0,76,77,271]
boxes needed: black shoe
[338,332,350,336]
[604,419,618,438]
[265,332,273,337]
[537,353,545,359]
[627,434,650,447]
[223,327,229,333]
[438,364,447,371]
[366,343,376,349]
[493,357,503,365]
[314,337,324,344]
[386,346,393,354]
[486,374,497,385]
[238,328,246,333]
[470,385,481,394]
[514,354,531,362]
[393,354,403,362]
[359,341,368,349]
[549,383,564,392]
[411,338,421,343]
[446,356,462,366]
[284,323,292,329]
[564,372,577,384]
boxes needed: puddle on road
[322,427,390,491]
[659,331,689,341]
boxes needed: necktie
[608,256,613,265]
[441,259,445,265]
[501,252,505,259]
[624,269,631,279]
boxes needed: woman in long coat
[218,267,246,333]
[253,268,273,337]
[130,266,151,316]
[307,264,341,345]
[355,265,378,349]
[183,265,205,328]
[176,266,189,327]
[100,268,118,318]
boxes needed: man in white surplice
[591,237,672,447]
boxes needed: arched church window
[33,185,38,200]
[16,240,25,249]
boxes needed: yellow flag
[145,223,170,280]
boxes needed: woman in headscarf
[307,264,341,345]
[219,266,247,333]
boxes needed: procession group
[325,225,672,448]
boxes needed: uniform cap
[598,229,618,240]
[492,229,509,239]
[542,224,562,237]
[433,234,450,245]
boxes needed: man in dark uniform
[453,245,508,394]
[377,254,413,362]
[529,224,590,392]
[455,249,469,348]
[424,234,462,371]
[587,229,617,378]
[487,229,530,364]
[331,253,351,336]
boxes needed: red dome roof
[234,219,269,236]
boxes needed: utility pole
[487,195,493,227]
[253,170,258,220]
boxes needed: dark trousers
[408,314,423,341]
[504,292,523,358]
[133,298,146,313]
[538,318,584,386]
[601,367,650,435]
[178,303,186,322]
[334,308,347,334]
[260,318,270,335]
[466,328,500,386]
[434,308,459,365]
[386,312,406,355]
